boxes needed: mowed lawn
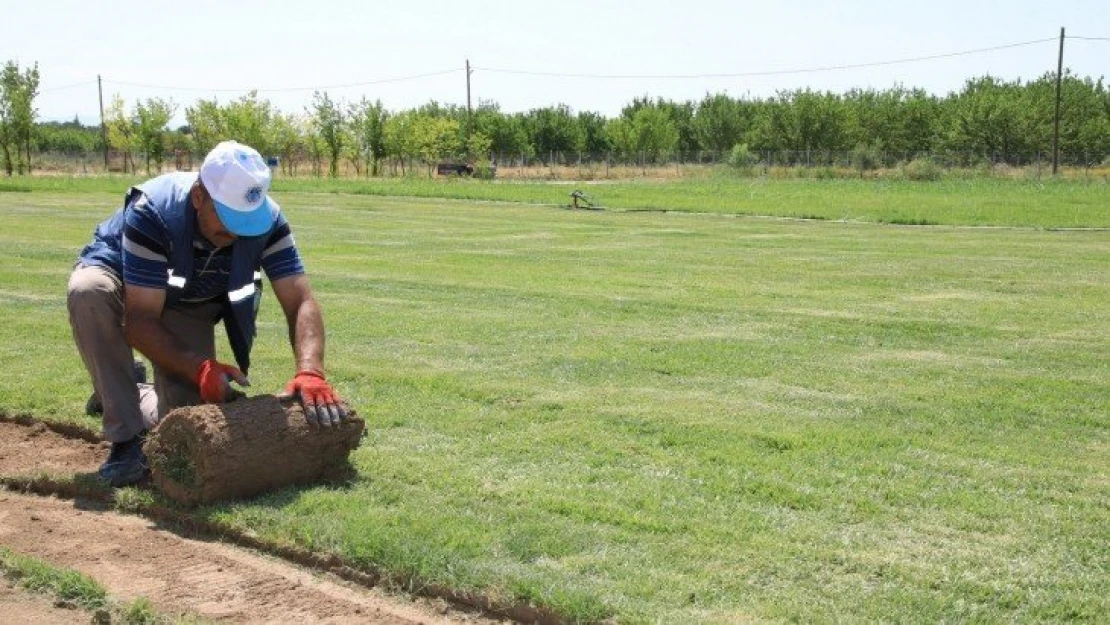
[0,183,1107,623]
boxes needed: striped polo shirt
[121,193,304,303]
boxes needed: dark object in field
[145,395,364,505]
[437,162,475,176]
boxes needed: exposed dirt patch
[0,419,505,624]
[0,421,105,477]
[0,578,87,624]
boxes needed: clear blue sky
[3,0,1107,127]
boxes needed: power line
[39,80,98,94]
[54,34,1105,98]
[475,37,1059,80]
[100,68,462,94]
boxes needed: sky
[2,0,1107,127]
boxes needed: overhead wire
[44,34,1107,97]
[473,37,1059,80]
[38,80,98,93]
[100,68,463,94]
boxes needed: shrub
[474,160,497,180]
[728,143,760,173]
[903,157,943,181]
[850,143,883,171]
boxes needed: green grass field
[1,178,1107,622]
[4,173,1109,228]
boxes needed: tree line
[4,59,1109,177]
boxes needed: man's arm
[124,285,249,401]
[272,273,346,426]
[123,285,206,382]
[271,273,326,374]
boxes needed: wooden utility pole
[465,59,473,159]
[1052,27,1064,175]
[97,74,108,171]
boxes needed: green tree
[577,110,611,154]
[106,95,138,174]
[222,92,275,156]
[753,89,851,161]
[184,92,278,159]
[0,61,40,175]
[604,117,634,160]
[621,96,696,154]
[524,104,584,162]
[133,97,176,174]
[630,106,679,163]
[412,115,461,176]
[184,99,226,156]
[310,91,344,177]
[693,93,749,153]
[1024,71,1110,164]
[33,120,100,154]
[269,113,308,176]
[943,76,1036,161]
[472,102,532,160]
[383,110,419,176]
[347,97,388,176]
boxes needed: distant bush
[850,143,883,171]
[903,157,943,181]
[474,160,497,180]
[728,143,760,173]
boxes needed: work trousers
[67,263,221,443]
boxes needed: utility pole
[465,59,473,160]
[97,74,108,171]
[1052,27,1064,176]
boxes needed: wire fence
[22,149,1110,181]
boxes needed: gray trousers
[67,264,221,443]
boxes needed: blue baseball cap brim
[214,196,275,237]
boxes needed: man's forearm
[290,297,326,374]
[125,314,206,383]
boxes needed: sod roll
[145,395,364,505]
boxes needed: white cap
[199,140,275,237]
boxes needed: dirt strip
[0,420,506,624]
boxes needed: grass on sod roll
[0,182,1107,622]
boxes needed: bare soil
[0,420,503,624]
[0,577,87,624]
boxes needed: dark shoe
[85,393,103,416]
[98,432,149,487]
[86,360,147,416]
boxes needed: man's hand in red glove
[195,359,250,404]
[283,370,347,427]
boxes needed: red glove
[195,359,249,404]
[284,370,346,427]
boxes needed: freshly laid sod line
[1,188,1106,622]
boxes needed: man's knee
[67,265,121,316]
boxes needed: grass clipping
[144,395,364,505]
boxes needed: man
[68,140,347,487]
